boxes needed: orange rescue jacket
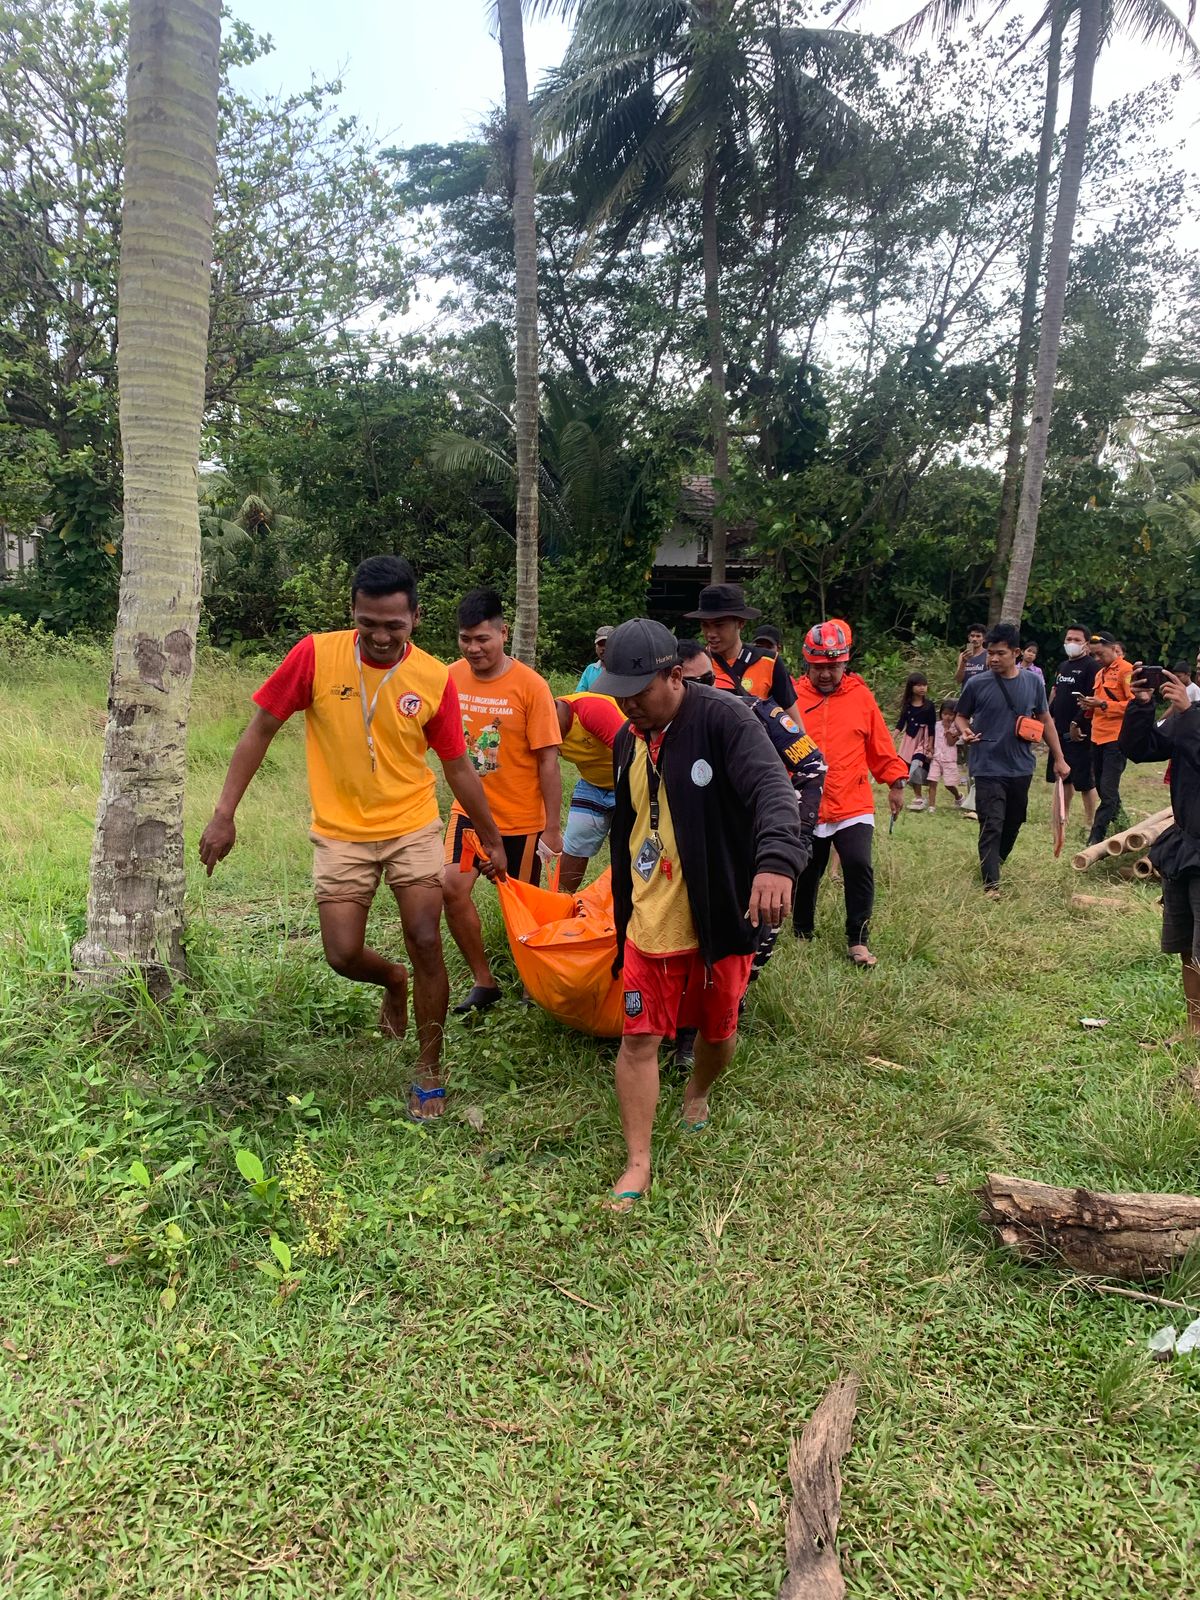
[793,671,909,825]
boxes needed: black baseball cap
[753,623,782,647]
[593,618,678,697]
[1089,630,1117,645]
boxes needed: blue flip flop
[408,1082,447,1124]
[604,1188,644,1212]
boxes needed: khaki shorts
[310,818,445,906]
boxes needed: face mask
[1064,640,1085,658]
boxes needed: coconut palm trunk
[496,0,540,664]
[74,0,221,994]
[989,0,1064,624]
[702,156,730,584]
[1000,0,1102,624]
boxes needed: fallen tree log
[1070,894,1127,910]
[778,1375,859,1600]
[981,1173,1200,1280]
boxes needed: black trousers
[975,775,1030,888]
[794,822,874,946]
[1088,744,1127,844]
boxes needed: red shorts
[621,943,753,1043]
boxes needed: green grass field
[2,637,1199,1599]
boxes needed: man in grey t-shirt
[956,622,1072,898]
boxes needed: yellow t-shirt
[252,632,465,842]
[449,658,562,834]
[627,733,697,956]
[558,692,625,788]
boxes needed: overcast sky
[230,0,1197,154]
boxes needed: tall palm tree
[989,0,1063,623]
[859,0,1198,621]
[538,0,865,582]
[1000,0,1103,621]
[74,0,221,993]
[495,0,541,663]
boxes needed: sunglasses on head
[694,670,715,686]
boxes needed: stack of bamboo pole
[1072,807,1172,873]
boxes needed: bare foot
[680,1085,710,1129]
[848,944,877,968]
[605,1162,650,1212]
[379,971,409,1039]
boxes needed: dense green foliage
[1,1,1197,665]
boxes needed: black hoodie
[610,682,805,971]
[1120,698,1200,878]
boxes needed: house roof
[676,474,755,545]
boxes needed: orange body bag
[460,833,624,1037]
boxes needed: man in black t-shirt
[1046,622,1098,829]
[956,622,1071,898]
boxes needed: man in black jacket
[1121,666,1200,1035]
[594,619,805,1209]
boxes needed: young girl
[1021,641,1045,686]
[896,672,936,810]
[927,697,966,814]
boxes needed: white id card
[633,835,663,882]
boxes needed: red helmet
[803,620,851,664]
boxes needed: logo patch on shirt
[335,684,355,700]
[624,989,643,1018]
[691,758,713,787]
[397,693,422,717]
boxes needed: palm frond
[1107,0,1198,60]
[889,0,989,48]
[425,431,516,484]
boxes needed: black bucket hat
[684,582,761,621]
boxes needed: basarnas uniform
[252,630,465,903]
[1046,651,1098,792]
[792,668,908,948]
[1087,652,1134,845]
[740,698,825,979]
[956,668,1049,890]
[710,642,796,705]
[446,656,561,883]
[557,691,628,860]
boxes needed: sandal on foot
[408,1082,447,1124]
[452,984,502,1015]
[678,1114,709,1133]
[848,947,877,969]
[604,1188,644,1213]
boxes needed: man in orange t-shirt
[443,588,563,1013]
[1079,630,1135,844]
[198,556,507,1123]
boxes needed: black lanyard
[645,745,662,834]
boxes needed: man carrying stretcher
[594,619,805,1211]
